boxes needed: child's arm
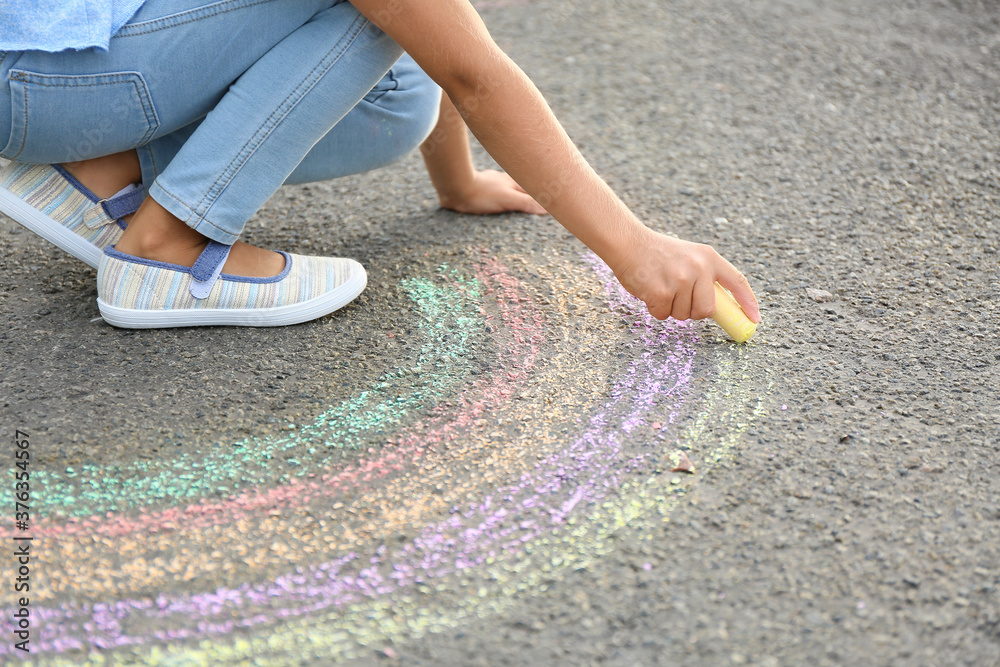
[420,92,547,215]
[351,0,759,323]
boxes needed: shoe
[96,240,368,328]
[0,161,144,268]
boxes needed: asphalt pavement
[1,0,998,665]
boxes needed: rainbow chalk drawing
[1,250,769,665]
[712,282,758,343]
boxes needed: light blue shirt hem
[0,0,147,53]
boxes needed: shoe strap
[189,240,233,299]
[82,183,146,230]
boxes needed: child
[0,0,759,329]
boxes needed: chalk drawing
[1,251,769,664]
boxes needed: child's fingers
[496,171,525,192]
[691,276,717,320]
[501,174,546,213]
[505,189,547,215]
[715,259,760,323]
[647,293,674,321]
[500,172,522,188]
[511,180,530,196]
[671,284,693,321]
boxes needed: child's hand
[438,170,547,216]
[354,0,759,323]
[612,228,761,323]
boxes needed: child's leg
[133,54,441,187]
[137,2,404,245]
[0,0,408,326]
[1,0,403,245]
[286,54,442,184]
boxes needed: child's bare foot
[114,197,285,278]
[61,150,142,200]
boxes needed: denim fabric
[0,0,441,244]
[143,54,441,187]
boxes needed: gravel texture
[1,0,998,665]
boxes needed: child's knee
[397,56,443,146]
[369,54,442,151]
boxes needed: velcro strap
[81,184,145,230]
[189,240,233,299]
[102,184,145,220]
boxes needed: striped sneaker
[97,240,368,328]
[0,161,144,268]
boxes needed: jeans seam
[137,144,160,188]
[193,13,370,223]
[152,180,236,239]
[149,180,190,216]
[13,77,28,159]
[115,0,283,38]
[364,66,399,106]
[148,145,159,178]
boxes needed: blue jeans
[0,0,441,244]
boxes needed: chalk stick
[712,282,757,343]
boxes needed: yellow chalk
[712,282,757,343]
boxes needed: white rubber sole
[97,265,368,328]
[0,184,103,268]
